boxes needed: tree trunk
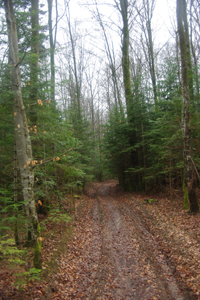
[189,0,200,98]
[146,17,157,106]
[94,1,124,115]
[4,0,42,267]
[47,0,58,103]
[14,136,20,246]
[120,0,132,119]
[177,0,199,213]
[30,0,39,108]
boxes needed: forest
[1,0,200,298]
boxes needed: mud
[52,180,197,299]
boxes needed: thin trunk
[47,0,58,103]
[141,116,147,192]
[120,0,132,119]
[4,0,42,267]
[176,31,182,95]
[177,0,199,213]
[66,8,81,124]
[146,17,157,106]
[189,0,200,98]
[30,0,39,108]
[14,136,20,246]
[94,1,123,115]
[182,0,194,100]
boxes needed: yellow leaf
[18,124,20,128]
[40,160,42,164]
[43,131,46,134]
[37,99,43,106]
[28,82,30,85]
[24,164,26,168]
[53,158,55,162]
[56,157,60,161]
[38,200,42,206]
[14,112,17,116]
[24,84,26,87]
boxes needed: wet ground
[49,181,196,300]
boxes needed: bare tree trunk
[94,1,123,115]
[119,0,132,119]
[145,0,157,106]
[47,0,58,103]
[138,0,157,107]
[30,0,39,108]
[176,31,182,95]
[14,135,20,246]
[66,5,81,124]
[177,0,199,213]
[189,0,200,98]
[4,0,42,267]
[182,0,194,100]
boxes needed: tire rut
[51,181,196,299]
[91,184,186,300]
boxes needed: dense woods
[1,0,200,275]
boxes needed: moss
[33,239,42,269]
[23,230,33,247]
[14,222,20,247]
[183,181,189,210]
[33,219,40,231]
[33,222,42,269]
[37,223,41,237]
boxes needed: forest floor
[1,180,200,299]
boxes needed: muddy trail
[46,181,197,300]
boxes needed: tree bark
[30,0,39,107]
[4,0,42,266]
[47,0,58,103]
[94,1,123,115]
[177,0,199,213]
[119,0,132,119]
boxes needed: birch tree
[4,0,42,268]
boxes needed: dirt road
[50,181,196,300]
